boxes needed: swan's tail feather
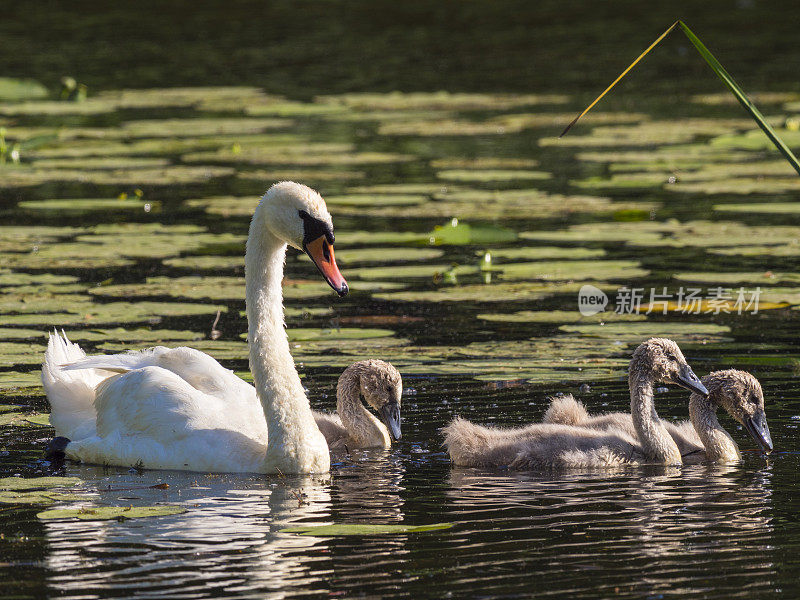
[542,394,589,427]
[442,417,494,467]
[42,331,105,440]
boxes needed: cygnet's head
[259,181,347,296]
[701,369,772,453]
[340,359,403,441]
[631,338,709,397]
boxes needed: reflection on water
[25,455,783,599]
[43,467,334,598]
[444,466,776,599]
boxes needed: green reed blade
[677,21,800,176]
[560,21,679,138]
[561,20,800,177]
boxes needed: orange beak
[303,235,348,296]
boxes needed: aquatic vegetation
[561,20,800,175]
[38,506,186,521]
[0,77,48,101]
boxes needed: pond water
[3,2,800,598]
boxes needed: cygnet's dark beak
[379,402,402,441]
[303,234,348,297]
[672,364,709,397]
[744,410,773,454]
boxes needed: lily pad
[436,169,551,182]
[544,119,757,147]
[183,147,409,166]
[96,86,268,109]
[0,165,234,187]
[164,255,244,270]
[0,77,48,101]
[479,247,605,261]
[707,244,800,257]
[673,271,800,285]
[0,476,82,490]
[30,157,169,170]
[346,183,452,195]
[477,310,646,324]
[667,177,800,195]
[430,157,539,169]
[0,273,78,286]
[59,328,205,343]
[37,505,186,521]
[429,220,516,245]
[0,411,52,427]
[184,196,258,217]
[121,117,290,138]
[281,522,453,536]
[325,194,427,207]
[18,198,155,213]
[2,301,224,326]
[375,281,585,303]
[319,91,566,111]
[237,169,364,183]
[0,491,81,505]
[497,260,647,282]
[0,100,116,116]
[23,413,51,426]
[714,202,800,214]
[559,322,731,343]
[0,371,43,389]
[289,328,393,341]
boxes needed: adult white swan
[42,181,349,474]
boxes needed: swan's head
[632,338,709,397]
[702,369,772,453]
[260,181,348,296]
[342,359,403,441]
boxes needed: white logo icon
[578,284,608,316]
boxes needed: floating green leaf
[436,169,551,182]
[0,476,82,490]
[0,78,49,101]
[477,310,646,324]
[37,505,186,521]
[714,202,800,214]
[0,491,81,505]
[18,198,156,213]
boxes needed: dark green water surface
[2,2,800,598]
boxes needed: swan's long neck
[245,203,329,473]
[629,370,682,464]
[337,372,390,448]
[689,394,740,462]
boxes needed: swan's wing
[665,419,703,457]
[312,410,346,445]
[66,345,256,402]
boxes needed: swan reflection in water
[43,465,334,598]
[42,452,409,598]
[445,464,775,598]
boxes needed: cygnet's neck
[629,366,682,465]
[688,393,740,462]
[245,202,328,471]
[337,371,391,448]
